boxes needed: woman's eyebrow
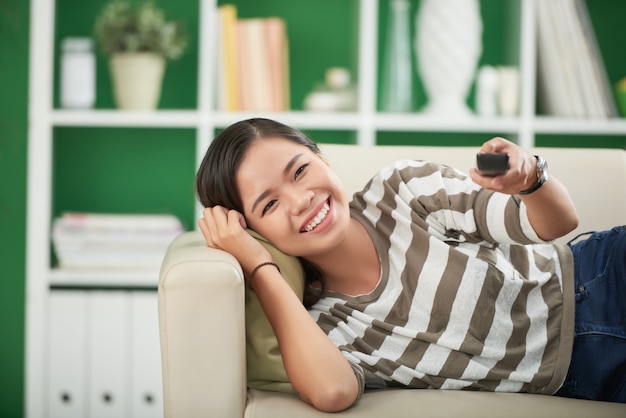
[251,153,303,214]
[283,153,303,176]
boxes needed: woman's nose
[288,188,314,215]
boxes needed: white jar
[60,37,95,109]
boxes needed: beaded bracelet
[249,261,281,281]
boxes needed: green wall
[1,1,625,417]
[0,0,28,416]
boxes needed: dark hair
[196,118,321,212]
[195,118,323,306]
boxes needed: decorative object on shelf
[476,65,520,117]
[381,0,413,112]
[94,1,188,110]
[303,67,357,112]
[497,66,519,117]
[475,65,498,117]
[60,37,96,109]
[615,76,626,118]
[415,0,483,117]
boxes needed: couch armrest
[158,231,247,418]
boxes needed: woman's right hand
[198,206,272,276]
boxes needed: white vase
[415,0,483,117]
[109,52,165,110]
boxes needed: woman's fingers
[199,206,234,248]
[473,137,538,194]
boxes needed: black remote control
[476,153,509,176]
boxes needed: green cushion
[245,230,305,393]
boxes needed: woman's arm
[469,137,579,241]
[249,266,360,412]
[198,207,360,412]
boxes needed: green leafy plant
[94,1,188,60]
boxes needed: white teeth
[304,202,330,232]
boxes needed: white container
[60,37,95,109]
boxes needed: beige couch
[158,144,626,418]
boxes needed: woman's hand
[198,206,272,276]
[469,137,579,241]
[469,137,538,194]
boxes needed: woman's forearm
[249,267,360,412]
[520,175,579,241]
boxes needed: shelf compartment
[534,117,626,136]
[51,109,201,127]
[49,268,159,288]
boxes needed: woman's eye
[295,163,308,179]
[262,199,277,216]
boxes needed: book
[536,0,617,118]
[573,0,618,117]
[236,19,253,111]
[554,0,587,118]
[244,18,274,111]
[536,0,568,117]
[54,212,183,232]
[216,4,240,111]
[52,212,184,271]
[265,17,290,111]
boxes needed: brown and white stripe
[309,160,574,395]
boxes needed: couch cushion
[246,388,626,417]
[245,230,304,393]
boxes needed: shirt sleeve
[353,160,548,245]
[348,360,365,405]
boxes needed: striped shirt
[309,160,574,395]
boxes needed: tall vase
[415,0,483,117]
[109,52,165,110]
[381,0,413,112]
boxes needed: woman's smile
[301,198,332,233]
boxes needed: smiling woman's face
[237,137,351,258]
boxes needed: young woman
[196,118,626,412]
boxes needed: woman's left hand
[469,137,538,195]
[469,136,579,241]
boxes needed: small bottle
[60,37,95,109]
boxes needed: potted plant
[94,1,188,110]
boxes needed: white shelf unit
[25,0,626,417]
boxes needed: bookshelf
[26,0,626,416]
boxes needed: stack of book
[536,0,617,118]
[52,212,184,271]
[215,4,290,112]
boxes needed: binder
[47,291,88,418]
[130,292,164,418]
[88,291,130,418]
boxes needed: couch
[158,144,626,417]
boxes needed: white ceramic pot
[415,0,483,116]
[109,52,166,110]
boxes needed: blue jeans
[555,226,626,402]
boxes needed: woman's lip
[300,198,331,233]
